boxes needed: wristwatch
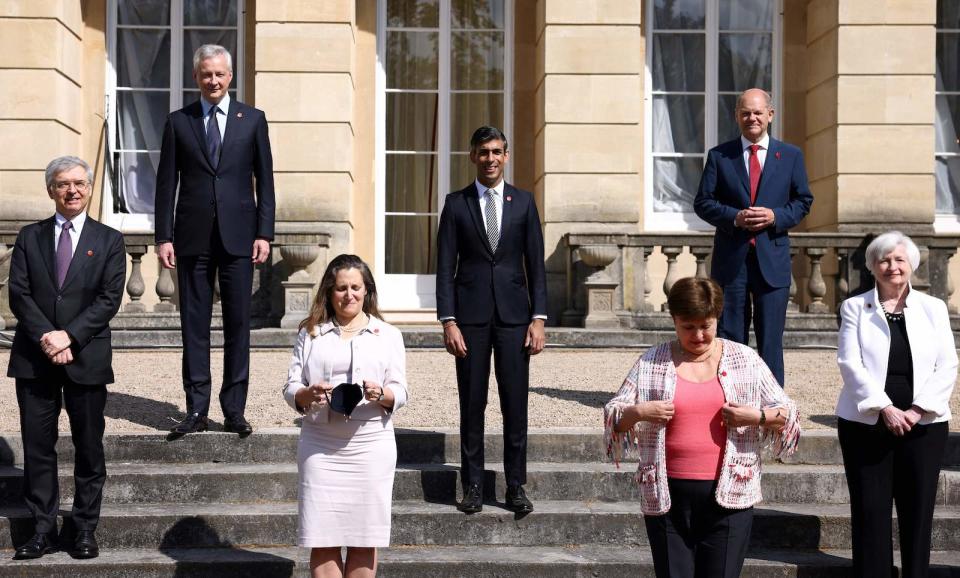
[377,386,384,401]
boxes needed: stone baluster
[805,247,829,313]
[690,246,711,279]
[787,247,799,312]
[123,245,147,313]
[212,276,222,317]
[0,243,10,330]
[154,267,177,312]
[835,248,849,310]
[947,252,958,315]
[280,243,322,328]
[660,247,682,312]
[642,247,653,312]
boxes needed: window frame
[374,0,514,309]
[104,0,245,233]
[643,0,782,232]
[935,11,960,232]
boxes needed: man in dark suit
[436,126,547,514]
[155,44,275,435]
[694,88,813,386]
[8,156,126,560]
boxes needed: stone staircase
[0,428,958,576]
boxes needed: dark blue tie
[206,106,221,168]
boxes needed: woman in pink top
[604,277,800,578]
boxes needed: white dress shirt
[740,133,770,173]
[54,211,87,257]
[200,92,230,140]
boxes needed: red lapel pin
[775,151,781,160]
[86,250,94,256]
[506,195,512,201]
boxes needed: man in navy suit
[155,44,275,435]
[436,126,547,514]
[8,156,126,560]
[694,88,813,386]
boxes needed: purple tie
[56,220,72,289]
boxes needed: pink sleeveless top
[665,374,726,480]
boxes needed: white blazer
[836,286,957,425]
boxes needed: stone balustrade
[563,232,960,332]
[0,231,330,333]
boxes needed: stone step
[0,429,957,466]
[2,501,960,551]
[1,462,959,506]
[2,545,960,577]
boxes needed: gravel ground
[1,348,958,433]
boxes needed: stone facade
[0,0,956,325]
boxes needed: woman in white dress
[283,254,409,578]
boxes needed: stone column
[805,0,936,234]
[255,1,355,260]
[535,0,643,322]
[0,1,83,223]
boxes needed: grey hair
[193,44,233,73]
[736,88,773,111]
[45,156,94,191]
[865,231,921,276]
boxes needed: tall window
[378,0,512,291]
[107,0,243,229]
[937,0,960,224]
[646,0,779,230]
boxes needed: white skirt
[297,412,397,548]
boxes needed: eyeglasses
[54,181,89,192]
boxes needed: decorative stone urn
[576,244,620,329]
[280,244,322,328]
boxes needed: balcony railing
[563,232,960,331]
[0,230,330,333]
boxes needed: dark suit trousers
[644,479,753,578]
[716,248,789,386]
[177,225,253,419]
[838,418,947,578]
[16,376,107,534]
[456,315,529,489]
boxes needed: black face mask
[329,383,363,416]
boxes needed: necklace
[334,312,368,334]
[676,340,715,363]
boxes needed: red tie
[748,144,761,246]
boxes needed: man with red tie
[694,88,813,386]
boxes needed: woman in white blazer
[283,254,409,578]
[836,231,957,578]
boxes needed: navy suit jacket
[7,216,126,385]
[154,99,275,257]
[694,137,813,288]
[436,183,547,325]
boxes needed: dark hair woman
[604,277,800,578]
[283,254,409,578]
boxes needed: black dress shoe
[70,530,99,559]
[170,413,208,435]
[14,533,57,560]
[505,485,534,513]
[223,416,253,435]
[458,483,483,514]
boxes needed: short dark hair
[470,126,509,152]
[667,277,724,320]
